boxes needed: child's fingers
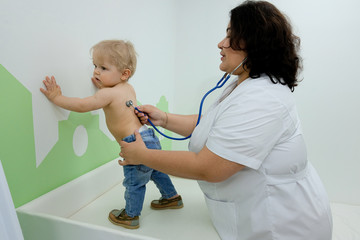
[42,80,49,88]
[45,79,53,89]
[50,76,55,84]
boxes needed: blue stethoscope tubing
[131,58,246,141]
[133,72,231,141]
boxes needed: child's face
[92,58,125,88]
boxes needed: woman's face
[218,24,247,77]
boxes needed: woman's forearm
[139,149,206,181]
[135,105,198,137]
[164,113,198,137]
[133,147,243,183]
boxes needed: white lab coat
[189,75,332,240]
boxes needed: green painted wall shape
[0,64,172,208]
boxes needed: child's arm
[40,76,112,112]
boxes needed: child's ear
[121,69,131,81]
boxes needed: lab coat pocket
[204,194,238,240]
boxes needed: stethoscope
[126,58,247,140]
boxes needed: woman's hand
[118,130,149,166]
[135,105,168,127]
[40,76,62,102]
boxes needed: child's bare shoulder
[114,82,136,94]
[108,83,137,104]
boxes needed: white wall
[284,0,360,204]
[172,0,360,204]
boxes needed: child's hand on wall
[40,76,63,102]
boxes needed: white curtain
[0,160,24,240]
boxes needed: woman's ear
[121,69,131,81]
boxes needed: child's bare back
[102,82,142,141]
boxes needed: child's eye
[101,66,106,70]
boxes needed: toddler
[40,40,183,229]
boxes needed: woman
[119,1,333,239]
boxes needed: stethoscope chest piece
[126,100,134,108]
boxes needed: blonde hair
[91,40,137,79]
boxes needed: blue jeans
[122,128,178,217]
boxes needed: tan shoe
[151,195,184,210]
[108,209,139,229]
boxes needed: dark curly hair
[229,1,302,91]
